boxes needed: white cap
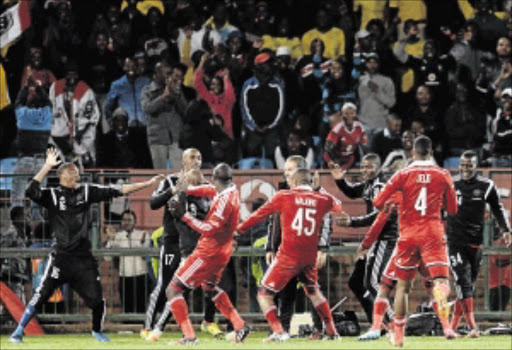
[355,30,371,41]
[501,88,512,98]
[276,46,291,57]
[341,102,357,112]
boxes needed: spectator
[393,20,426,95]
[366,19,398,79]
[371,114,403,163]
[406,85,444,146]
[444,82,486,166]
[240,53,285,159]
[449,21,484,82]
[134,52,151,79]
[178,18,198,87]
[491,88,512,167]
[357,53,396,142]
[382,130,415,172]
[388,0,427,40]
[11,80,52,217]
[194,54,236,139]
[261,18,303,61]
[49,62,100,168]
[275,46,302,119]
[190,16,222,55]
[322,57,355,117]
[105,210,149,313]
[141,61,189,169]
[203,4,239,43]
[324,102,368,169]
[491,37,512,97]
[411,118,426,138]
[97,108,138,168]
[471,0,507,52]
[302,8,346,60]
[180,99,230,168]
[351,29,374,82]
[394,38,456,109]
[102,4,133,57]
[105,57,152,168]
[275,129,314,169]
[0,207,30,302]
[137,7,169,69]
[249,1,275,36]
[20,47,56,91]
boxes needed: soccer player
[448,151,512,338]
[265,155,333,337]
[166,163,250,345]
[332,153,397,326]
[373,136,458,347]
[142,148,224,340]
[10,148,164,343]
[236,168,342,342]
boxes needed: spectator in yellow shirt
[262,18,303,61]
[302,9,346,60]
[389,0,427,40]
[353,0,386,30]
[393,20,425,94]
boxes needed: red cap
[254,53,270,65]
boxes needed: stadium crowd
[1,0,512,172]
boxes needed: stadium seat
[444,157,460,169]
[0,157,18,191]
[235,157,274,169]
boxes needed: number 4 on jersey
[414,187,427,216]
[291,208,317,236]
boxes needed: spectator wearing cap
[357,53,396,143]
[353,0,386,30]
[240,53,285,159]
[351,29,374,82]
[394,38,455,110]
[20,47,56,92]
[194,54,236,139]
[371,114,403,163]
[491,88,512,167]
[141,61,190,169]
[97,107,138,168]
[393,20,425,95]
[105,57,152,168]
[302,8,346,60]
[261,18,303,61]
[324,102,368,169]
[49,62,100,168]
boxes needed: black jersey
[335,172,398,241]
[150,174,211,253]
[448,174,511,246]
[26,179,123,255]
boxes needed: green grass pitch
[1,332,511,350]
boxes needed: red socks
[450,299,463,330]
[213,290,245,331]
[264,306,284,334]
[394,317,406,345]
[463,297,477,330]
[314,299,337,336]
[169,295,195,339]
[371,297,390,331]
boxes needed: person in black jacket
[330,153,397,326]
[10,148,163,343]
[448,150,511,338]
[264,155,332,338]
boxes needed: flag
[0,0,31,49]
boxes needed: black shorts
[448,243,483,299]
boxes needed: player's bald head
[413,135,432,158]
[213,163,232,185]
[290,168,312,187]
[182,148,202,170]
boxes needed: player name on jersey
[295,197,317,207]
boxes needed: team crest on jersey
[473,189,482,197]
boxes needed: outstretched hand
[329,163,346,180]
[149,174,166,186]
[45,148,62,168]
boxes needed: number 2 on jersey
[414,187,427,216]
[291,208,317,236]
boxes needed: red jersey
[237,185,341,260]
[373,160,457,237]
[182,184,239,256]
[324,121,368,169]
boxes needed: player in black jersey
[10,148,164,343]
[448,150,512,338]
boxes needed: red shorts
[261,252,317,293]
[381,247,432,288]
[395,225,449,281]
[174,252,229,289]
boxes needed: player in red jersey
[373,136,458,347]
[165,164,250,345]
[236,168,342,342]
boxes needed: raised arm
[485,181,511,239]
[237,195,279,234]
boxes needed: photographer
[141,61,190,169]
